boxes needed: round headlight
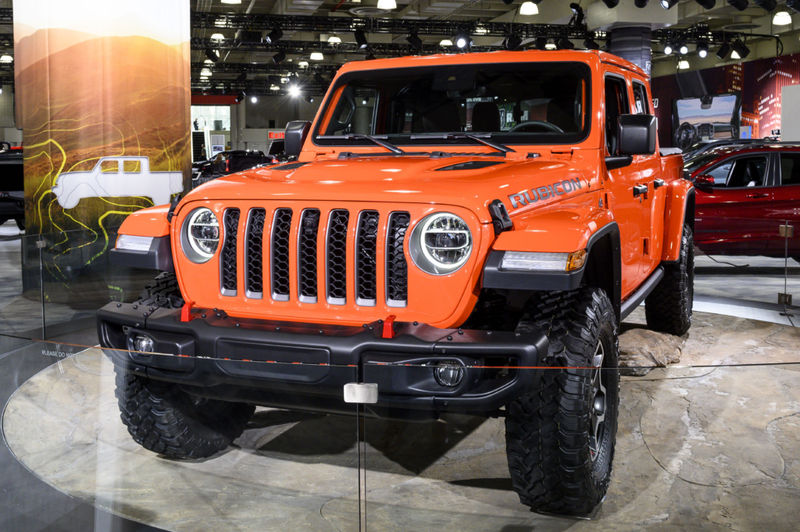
[182,207,219,263]
[410,212,472,275]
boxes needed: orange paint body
[119,50,690,327]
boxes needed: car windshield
[685,151,725,172]
[313,62,591,148]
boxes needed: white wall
[781,84,800,142]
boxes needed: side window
[779,154,800,186]
[711,156,768,188]
[633,83,649,114]
[604,76,629,156]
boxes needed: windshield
[313,62,591,147]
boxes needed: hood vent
[273,162,308,171]
[435,161,505,171]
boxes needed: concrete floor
[2,309,799,532]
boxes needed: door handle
[653,178,666,189]
[745,193,769,198]
[633,184,648,197]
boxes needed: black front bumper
[97,303,548,420]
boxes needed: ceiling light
[201,68,212,76]
[505,35,522,51]
[717,42,731,59]
[200,76,209,80]
[545,43,557,50]
[678,60,690,69]
[377,0,397,9]
[234,92,245,103]
[455,33,472,49]
[354,30,368,50]
[270,84,279,90]
[215,19,226,27]
[272,51,286,64]
[754,0,777,10]
[731,50,741,59]
[661,0,678,8]
[210,33,225,40]
[298,61,309,68]
[328,35,341,44]
[281,77,289,84]
[264,27,283,44]
[697,43,709,57]
[406,33,423,50]
[773,11,792,25]
[221,0,242,4]
[534,36,548,50]
[310,52,324,60]
[204,59,213,64]
[635,0,649,6]
[584,36,601,50]
[727,0,748,11]
[696,0,716,8]
[250,95,258,103]
[789,0,800,13]
[664,42,674,55]
[520,2,539,15]
[732,39,750,58]
[679,42,689,54]
[440,39,453,46]
[289,85,301,97]
[602,0,620,7]
[205,49,219,62]
[557,36,575,50]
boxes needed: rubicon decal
[508,178,583,209]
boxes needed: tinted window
[779,153,800,186]
[705,156,768,188]
[605,76,629,156]
[633,83,649,114]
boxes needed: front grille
[271,208,293,301]
[230,206,410,308]
[326,209,350,305]
[220,209,240,296]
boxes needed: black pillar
[608,26,652,76]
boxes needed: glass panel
[0,229,43,339]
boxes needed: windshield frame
[311,61,592,149]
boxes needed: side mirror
[693,174,715,189]
[285,121,312,157]
[618,114,657,156]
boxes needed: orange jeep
[98,50,693,516]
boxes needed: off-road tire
[138,271,184,309]
[114,272,254,459]
[645,224,693,336]
[114,368,255,459]
[506,288,619,517]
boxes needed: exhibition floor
[0,220,798,531]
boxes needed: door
[694,153,774,256]
[766,152,800,259]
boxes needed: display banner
[13,0,190,277]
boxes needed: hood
[182,152,599,223]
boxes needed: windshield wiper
[321,133,405,154]
[409,133,515,154]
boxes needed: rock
[619,328,684,376]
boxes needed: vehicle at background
[682,138,770,163]
[99,50,694,517]
[0,142,24,230]
[267,139,294,163]
[191,150,277,187]
[688,144,800,261]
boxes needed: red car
[687,144,800,261]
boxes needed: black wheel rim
[590,340,606,463]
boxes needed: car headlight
[181,207,219,263]
[409,212,472,275]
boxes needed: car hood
[182,152,598,224]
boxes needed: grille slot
[244,208,266,298]
[386,212,410,307]
[355,210,379,306]
[298,209,320,303]
[326,209,350,305]
[271,208,293,301]
[220,209,240,296]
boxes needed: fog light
[133,335,155,353]
[434,361,464,387]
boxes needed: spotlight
[534,36,548,50]
[679,42,689,54]
[569,3,585,26]
[205,49,219,63]
[455,33,472,50]
[664,42,674,55]
[602,0,620,7]
[250,95,258,103]
[774,11,792,25]
[661,0,678,8]
[377,0,397,9]
[557,36,575,50]
[406,33,423,51]
[264,27,283,44]
[754,0,777,10]
[310,52,324,60]
[354,30,368,50]
[272,51,286,64]
[697,43,709,58]
[327,35,341,44]
[635,0,649,6]
[678,60,690,69]
[289,85,301,97]
[696,0,716,8]
[519,2,539,15]
[365,50,376,60]
[789,0,800,13]
[732,39,750,58]
[716,43,730,59]
[583,35,601,50]
[727,0,748,11]
[505,34,522,50]
[235,72,247,83]
[234,92,245,103]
